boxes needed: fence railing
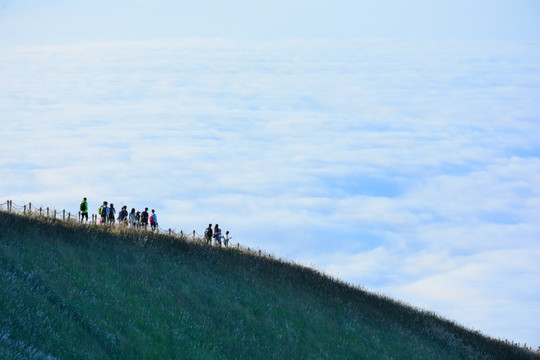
[0,200,239,249]
[0,200,201,239]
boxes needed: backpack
[98,205,102,215]
[149,215,154,224]
[101,206,107,217]
[80,202,86,212]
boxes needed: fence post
[47,207,49,217]
[68,212,71,221]
[23,205,26,214]
[53,210,56,219]
[39,207,42,217]
[29,202,32,213]
[63,210,65,221]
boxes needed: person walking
[118,206,128,226]
[141,208,149,230]
[213,224,222,247]
[150,209,158,231]
[80,197,89,223]
[100,201,109,225]
[129,208,137,228]
[135,211,141,228]
[204,224,213,245]
[109,203,116,225]
[223,231,231,247]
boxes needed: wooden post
[53,210,56,219]
[68,212,71,221]
[29,202,32,213]
[63,210,65,221]
[23,205,26,214]
[47,207,50,217]
[39,207,43,217]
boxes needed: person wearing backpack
[150,209,158,231]
[100,201,109,225]
[80,197,88,223]
[204,224,213,245]
[109,203,116,225]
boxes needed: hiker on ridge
[204,224,213,245]
[100,201,109,225]
[80,197,89,223]
[129,208,137,228]
[223,231,231,247]
[150,209,158,231]
[109,203,116,225]
[135,211,141,228]
[214,224,222,246]
[141,208,149,229]
[118,206,128,226]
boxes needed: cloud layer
[1,38,539,346]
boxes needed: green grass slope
[0,211,537,360]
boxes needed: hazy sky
[1,0,539,46]
[1,0,539,349]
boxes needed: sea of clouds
[1,38,539,347]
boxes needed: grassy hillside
[0,211,537,360]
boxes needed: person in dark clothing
[109,203,116,225]
[118,206,128,226]
[141,207,149,229]
[204,224,213,245]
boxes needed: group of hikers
[204,223,231,247]
[79,197,232,246]
[79,197,158,231]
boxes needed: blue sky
[1,0,540,349]
[1,0,539,45]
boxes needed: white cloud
[1,38,539,347]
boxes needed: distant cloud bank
[1,38,539,347]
